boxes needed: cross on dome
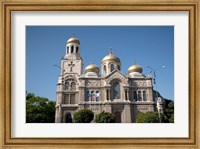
[110,47,112,55]
[133,59,137,65]
[72,32,76,38]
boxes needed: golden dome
[67,37,80,45]
[128,64,143,73]
[85,63,100,74]
[102,49,120,63]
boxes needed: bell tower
[55,36,83,123]
[61,36,83,75]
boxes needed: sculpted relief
[129,80,147,87]
[106,71,127,84]
[85,80,101,87]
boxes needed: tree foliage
[73,109,94,123]
[26,93,55,123]
[95,111,116,123]
[164,101,174,123]
[136,112,160,123]
[136,111,169,123]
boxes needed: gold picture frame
[0,0,199,148]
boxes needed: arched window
[66,113,72,123]
[76,47,79,54]
[103,65,107,74]
[143,91,146,101]
[110,63,114,72]
[85,91,90,101]
[67,46,69,54]
[112,82,120,99]
[65,82,70,90]
[133,91,137,101]
[71,46,74,53]
[71,82,76,90]
[138,91,142,101]
[114,111,121,123]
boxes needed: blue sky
[26,26,174,101]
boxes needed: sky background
[26,26,174,101]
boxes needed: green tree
[26,93,55,123]
[169,114,174,123]
[164,101,174,123]
[136,112,160,123]
[95,111,116,123]
[73,109,94,123]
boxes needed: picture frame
[0,0,199,148]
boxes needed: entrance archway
[66,112,72,123]
[114,111,121,123]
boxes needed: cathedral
[55,36,165,123]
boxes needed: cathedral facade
[55,36,165,123]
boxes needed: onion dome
[128,64,143,73]
[102,49,120,63]
[67,37,80,45]
[85,63,100,74]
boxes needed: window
[106,89,109,101]
[133,91,137,101]
[143,91,146,101]
[138,91,142,101]
[70,94,75,104]
[71,46,74,53]
[103,65,107,74]
[85,91,90,101]
[71,82,76,90]
[125,90,127,100]
[65,82,70,90]
[64,94,70,104]
[76,47,79,54]
[67,46,69,54]
[110,63,114,72]
[112,82,120,99]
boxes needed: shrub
[73,109,94,123]
[95,111,116,123]
[136,112,160,123]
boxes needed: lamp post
[53,64,65,73]
[146,65,166,123]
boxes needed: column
[80,88,85,102]
[123,104,131,123]
[127,89,130,101]
[89,91,92,102]
[124,89,126,101]
[55,103,62,123]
